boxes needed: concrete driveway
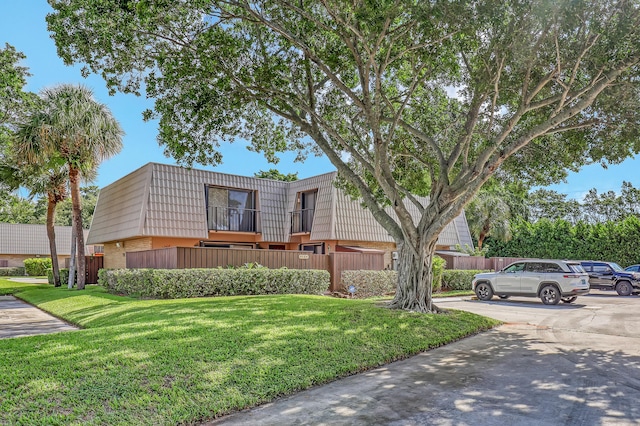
[212,291,640,425]
[0,295,77,338]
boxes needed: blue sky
[1,2,637,200]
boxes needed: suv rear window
[568,264,586,273]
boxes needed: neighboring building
[0,223,97,267]
[88,163,474,269]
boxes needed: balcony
[290,208,314,233]
[207,206,259,232]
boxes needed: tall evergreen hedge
[486,216,640,266]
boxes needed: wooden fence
[328,252,385,292]
[126,247,384,292]
[489,257,527,271]
[437,254,528,271]
[64,256,104,284]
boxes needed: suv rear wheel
[616,280,633,296]
[561,296,577,303]
[540,284,561,305]
[475,282,493,301]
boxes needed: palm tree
[0,155,68,286]
[465,192,512,251]
[14,84,123,289]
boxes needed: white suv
[472,259,590,305]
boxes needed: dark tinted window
[525,262,563,273]
[525,262,543,272]
[541,263,563,273]
[593,265,612,273]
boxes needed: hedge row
[0,267,25,277]
[340,257,447,299]
[340,270,397,298]
[487,216,640,266]
[47,268,70,286]
[23,258,52,276]
[98,268,330,299]
[441,270,485,291]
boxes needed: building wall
[102,236,450,270]
[152,237,201,249]
[0,254,69,269]
[103,237,153,269]
[206,231,262,243]
[335,240,397,269]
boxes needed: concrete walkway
[0,295,77,338]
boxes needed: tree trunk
[46,194,61,287]
[388,238,440,313]
[68,221,76,289]
[69,166,86,290]
[477,222,490,250]
[477,233,486,250]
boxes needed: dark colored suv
[580,261,640,296]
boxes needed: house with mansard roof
[0,223,94,267]
[87,162,473,269]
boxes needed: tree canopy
[48,0,640,311]
[0,43,37,142]
[254,169,299,181]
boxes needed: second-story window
[207,187,257,232]
[291,189,317,233]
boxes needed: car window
[504,262,525,273]
[524,262,541,272]
[593,265,612,273]
[626,265,640,272]
[524,262,561,273]
[569,264,586,273]
[610,263,624,271]
[541,263,563,273]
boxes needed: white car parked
[472,259,590,305]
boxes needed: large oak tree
[48,0,640,311]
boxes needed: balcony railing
[207,206,259,232]
[290,208,315,233]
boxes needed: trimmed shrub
[432,255,446,292]
[341,270,396,298]
[23,258,52,276]
[442,269,486,291]
[47,268,70,286]
[340,255,447,298]
[0,267,25,277]
[98,268,330,299]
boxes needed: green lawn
[0,278,498,425]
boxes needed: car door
[494,262,525,293]
[591,263,615,288]
[521,262,545,295]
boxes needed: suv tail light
[563,274,581,278]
